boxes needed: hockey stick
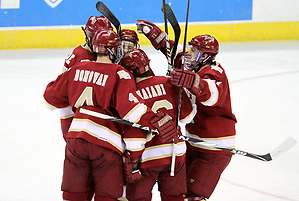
[161,4,181,66]
[96,1,121,37]
[96,1,123,63]
[176,0,190,129]
[161,2,181,177]
[79,108,297,162]
[182,135,297,162]
[162,0,172,76]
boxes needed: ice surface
[0,40,298,201]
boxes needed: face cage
[121,40,139,54]
[117,41,140,64]
[184,44,203,70]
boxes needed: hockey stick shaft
[79,108,297,162]
[176,0,190,130]
[96,1,121,37]
[181,0,190,62]
[162,0,177,177]
[162,0,172,76]
[96,1,123,63]
[161,4,181,65]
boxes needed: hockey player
[121,49,197,201]
[43,29,178,201]
[58,16,113,201]
[63,15,113,72]
[121,29,140,54]
[137,20,237,201]
[120,29,155,77]
[60,15,113,139]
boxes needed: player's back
[136,76,195,124]
[137,75,196,168]
[66,61,136,114]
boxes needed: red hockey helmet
[85,16,113,38]
[121,29,139,44]
[92,29,121,54]
[121,49,151,76]
[189,34,219,60]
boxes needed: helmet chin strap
[202,54,211,63]
[105,47,118,63]
[193,54,211,73]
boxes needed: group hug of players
[43,14,236,201]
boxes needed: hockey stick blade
[79,108,297,162]
[269,137,297,159]
[96,1,121,36]
[161,4,181,64]
[178,135,297,162]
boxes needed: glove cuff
[191,73,201,95]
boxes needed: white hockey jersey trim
[69,118,125,153]
[123,138,147,152]
[60,106,74,119]
[141,142,186,163]
[179,101,197,124]
[186,131,235,151]
[123,103,148,124]
[201,79,219,106]
[44,98,58,110]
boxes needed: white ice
[0,40,298,201]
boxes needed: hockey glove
[170,69,202,95]
[136,20,166,50]
[123,151,142,183]
[150,111,178,143]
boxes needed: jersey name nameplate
[74,69,108,87]
[136,84,166,100]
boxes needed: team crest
[44,0,63,8]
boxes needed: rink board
[0,0,299,49]
[1,21,298,49]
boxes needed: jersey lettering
[152,100,173,112]
[65,53,75,65]
[136,84,166,100]
[128,93,139,103]
[211,65,223,74]
[117,70,131,79]
[74,69,108,86]
[74,87,94,108]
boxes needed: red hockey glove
[123,151,142,183]
[150,112,178,143]
[136,20,166,50]
[170,69,202,95]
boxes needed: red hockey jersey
[153,40,236,155]
[63,45,97,72]
[44,61,156,156]
[185,62,237,154]
[60,45,97,138]
[134,76,197,168]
